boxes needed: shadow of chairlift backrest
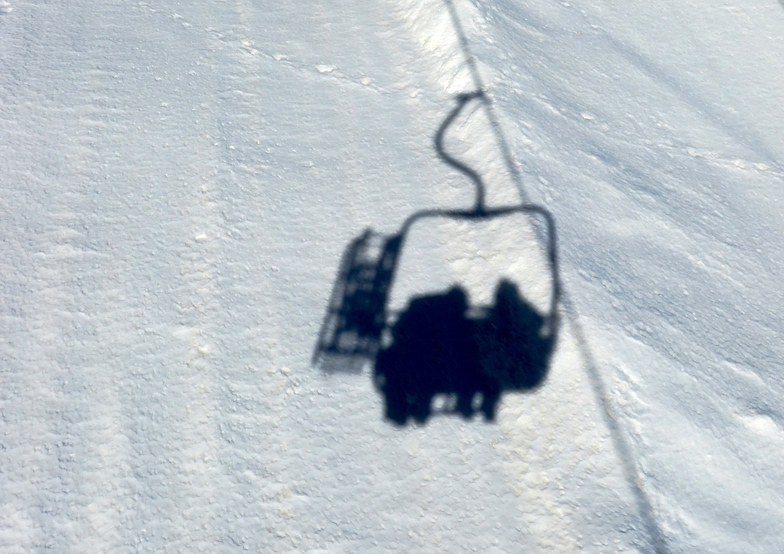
[313,91,561,424]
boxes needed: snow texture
[1,0,783,552]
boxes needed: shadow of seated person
[374,279,554,425]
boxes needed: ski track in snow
[2,0,784,552]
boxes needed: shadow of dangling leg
[481,385,500,421]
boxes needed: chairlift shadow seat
[313,92,561,423]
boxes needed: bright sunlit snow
[2,0,784,552]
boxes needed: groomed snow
[2,0,783,552]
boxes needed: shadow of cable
[441,1,668,550]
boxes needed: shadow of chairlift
[313,91,561,424]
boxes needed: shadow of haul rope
[441,1,668,551]
[313,92,561,425]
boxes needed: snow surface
[2,0,784,552]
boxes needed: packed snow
[2,0,783,552]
